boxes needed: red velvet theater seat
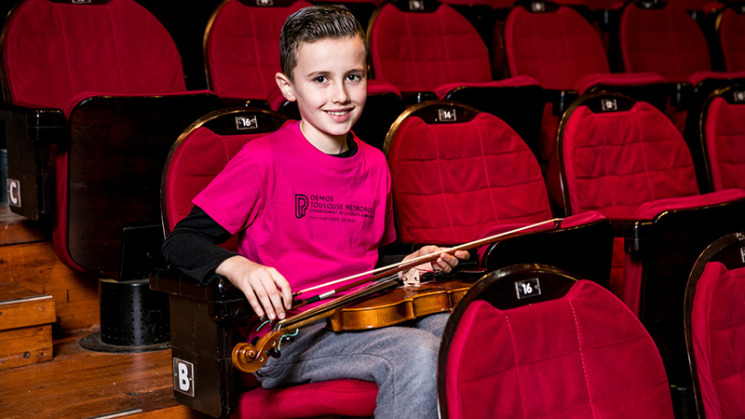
[618,0,744,86]
[714,3,745,73]
[204,0,311,109]
[384,101,552,244]
[0,0,221,274]
[546,91,745,416]
[384,100,614,288]
[367,0,544,156]
[618,0,745,132]
[438,263,674,418]
[311,0,384,29]
[684,232,745,419]
[152,107,378,418]
[503,0,668,162]
[694,85,745,193]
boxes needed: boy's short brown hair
[279,5,367,81]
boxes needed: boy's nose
[331,82,350,103]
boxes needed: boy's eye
[314,76,328,84]
[347,73,363,82]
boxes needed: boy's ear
[275,72,297,102]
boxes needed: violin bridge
[401,269,422,287]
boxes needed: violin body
[326,278,476,332]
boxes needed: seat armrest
[669,81,693,110]
[543,89,579,116]
[1,102,66,220]
[482,216,614,289]
[150,268,252,322]
[0,102,66,146]
[624,219,656,258]
[401,91,438,107]
[149,267,251,417]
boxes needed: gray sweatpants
[255,313,449,418]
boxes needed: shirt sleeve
[161,205,238,285]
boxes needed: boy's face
[276,36,367,149]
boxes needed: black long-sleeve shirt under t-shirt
[161,205,238,285]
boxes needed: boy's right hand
[216,255,293,321]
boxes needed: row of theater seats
[1,0,744,416]
[153,99,745,417]
[171,0,745,169]
[172,0,745,163]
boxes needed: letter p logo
[295,194,309,218]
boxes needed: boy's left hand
[403,245,470,275]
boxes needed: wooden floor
[0,206,211,418]
[0,328,211,419]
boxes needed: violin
[232,218,562,373]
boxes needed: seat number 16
[515,278,541,300]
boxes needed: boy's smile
[276,36,367,154]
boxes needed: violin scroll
[232,330,286,373]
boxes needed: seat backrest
[619,0,712,82]
[367,0,492,92]
[685,232,745,419]
[0,0,186,109]
[550,92,700,218]
[162,107,291,236]
[504,1,609,90]
[204,0,312,104]
[715,4,745,72]
[439,263,674,418]
[311,0,383,29]
[384,101,552,245]
[52,93,222,275]
[697,85,745,192]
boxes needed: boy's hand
[403,245,470,274]
[216,255,293,321]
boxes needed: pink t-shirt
[194,121,396,295]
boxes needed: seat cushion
[504,5,609,90]
[2,0,186,109]
[619,2,711,83]
[718,7,745,72]
[368,3,492,92]
[692,263,745,418]
[387,110,552,244]
[205,0,312,102]
[444,280,673,418]
[560,101,699,218]
[234,379,377,418]
[703,95,745,191]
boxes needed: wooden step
[0,205,49,246]
[0,205,99,333]
[0,282,56,369]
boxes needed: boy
[162,5,468,418]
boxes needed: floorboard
[0,328,210,419]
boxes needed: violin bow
[291,217,563,307]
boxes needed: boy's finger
[250,277,278,321]
[243,288,264,319]
[259,274,286,320]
